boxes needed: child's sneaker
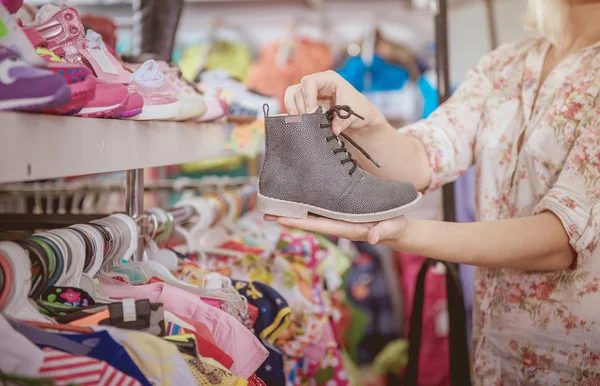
[75,77,129,118]
[126,60,181,121]
[0,46,70,111]
[156,61,206,121]
[22,27,95,114]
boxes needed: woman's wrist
[368,109,395,135]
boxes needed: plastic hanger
[27,236,59,288]
[34,233,67,286]
[14,239,49,298]
[0,242,52,322]
[0,253,12,310]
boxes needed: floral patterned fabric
[401,37,600,385]
[41,286,95,307]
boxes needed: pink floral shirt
[402,37,600,385]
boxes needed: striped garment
[39,348,143,386]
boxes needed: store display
[258,105,421,222]
[0,0,470,384]
[0,182,357,386]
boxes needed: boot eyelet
[70,27,78,34]
[65,13,73,20]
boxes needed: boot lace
[320,105,381,176]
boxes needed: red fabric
[219,241,265,255]
[247,374,267,386]
[247,304,259,328]
[40,348,142,386]
[397,252,450,386]
[176,314,235,370]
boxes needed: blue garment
[232,279,288,386]
[418,75,439,119]
[9,320,150,386]
[58,330,151,386]
[337,55,410,92]
[346,242,401,364]
[255,342,286,386]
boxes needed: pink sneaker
[114,87,144,118]
[155,61,206,121]
[22,26,96,115]
[75,78,129,118]
[126,60,182,121]
[27,2,142,119]
[28,3,131,84]
[194,95,228,122]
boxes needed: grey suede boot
[258,105,422,223]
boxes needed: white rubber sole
[257,192,423,223]
[0,93,58,110]
[77,101,125,115]
[167,97,207,121]
[127,101,182,121]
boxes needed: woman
[268,0,600,384]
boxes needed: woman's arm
[345,119,432,190]
[270,211,575,271]
[388,212,575,270]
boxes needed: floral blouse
[401,37,600,385]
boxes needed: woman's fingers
[284,84,302,115]
[264,214,408,246]
[275,216,375,241]
[293,87,306,114]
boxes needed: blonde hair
[523,0,569,45]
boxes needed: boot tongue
[34,3,62,25]
[315,106,324,114]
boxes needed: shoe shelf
[0,112,234,184]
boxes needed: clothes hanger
[14,239,49,299]
[23,320,94,334]
[27,236,58,288]
[0,242,52,322]
[44,230,85,287]
[70,227,94,272]
[30,235,64,288]
[0,253,11,310]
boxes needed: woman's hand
[265,212,575,271]
[264,214,408,245]
[284,71,388,136]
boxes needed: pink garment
[201,298,222,309]
[398,252,450,386]
[99,278,268,378]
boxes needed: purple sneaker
[0,46,70,112]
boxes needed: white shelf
[0,112,234,183]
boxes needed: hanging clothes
[245,38,333,109]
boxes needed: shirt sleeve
[399,52,496,191]
[533,113,600,262]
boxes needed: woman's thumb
[367,217,407,245]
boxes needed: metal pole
[484,0,499,49]
[432,0,456,223]
[131,0,142,57]
[126,168,145,261]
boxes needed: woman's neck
[558,1,600,53]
